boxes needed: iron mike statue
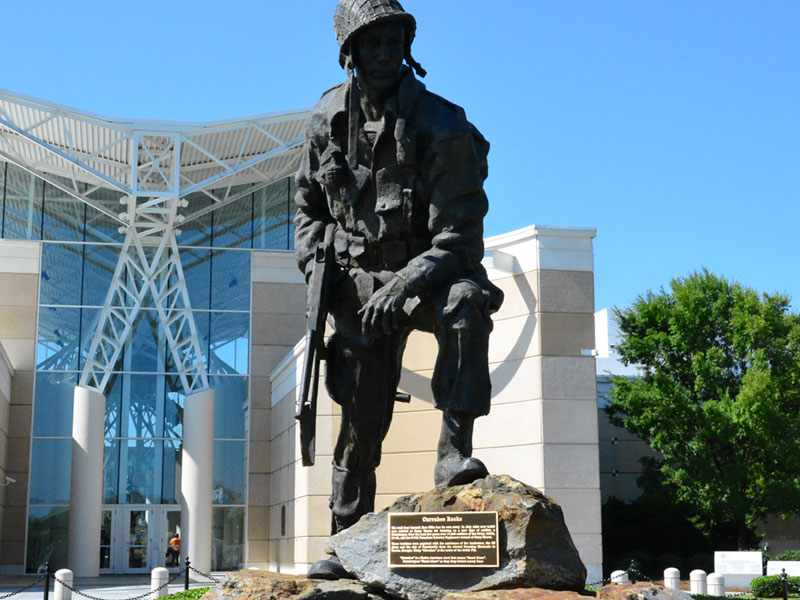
[294,0,503,579]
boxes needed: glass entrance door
[99,510,114,573]
[125,507,152,573]
[161,508,182,571]
[100,506,182,573]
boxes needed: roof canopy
[0,89,311,225]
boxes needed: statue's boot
[434,411,489,487]
[307,554,354,580]
[308,466,374,579]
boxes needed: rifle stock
[296,224,336,466]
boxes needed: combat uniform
[294,66,503,532]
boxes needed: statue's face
[353,21,406,94]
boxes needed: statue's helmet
[334,0,425,76]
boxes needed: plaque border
[387,511,500,569]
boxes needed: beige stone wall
[247,250,306,568]
[0,240,40,573]
[0,342,12,567]
[266,225,603,581]
[266,343,339,573]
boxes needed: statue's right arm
[294,135,332,280]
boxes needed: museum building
[0,89,604,581]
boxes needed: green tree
[607,270,800,549]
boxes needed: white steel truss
[79,194,209,394]
[0,88,311,396]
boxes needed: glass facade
[0,160,296,573]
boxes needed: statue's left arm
[360,119,489,336]
[394,124,489,296]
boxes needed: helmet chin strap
[406,52,426,78]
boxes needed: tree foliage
[607,270,800,548]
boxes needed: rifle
[296,223,336,466]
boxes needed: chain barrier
[52,568,190,600]
[187,566,220,584]
[0,575,46,599]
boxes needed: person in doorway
[166,533,180,566]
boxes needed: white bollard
[664,567,681,592]
[151,567,170,599]
[611,570,630,584]
[708,573,726,597]
[54,569,73,600]
[691,569,708,595]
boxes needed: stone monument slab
[767,561,800,576]
[714,551,763,588]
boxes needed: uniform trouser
[324,269,496,532]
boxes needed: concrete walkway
[0,574,221,600]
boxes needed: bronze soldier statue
[294,0,503,578]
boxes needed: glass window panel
[125,439,156,504]
[29,438,72,504]
[26,506,69,573]
[178,192,213,247]
[36,307,80,371]
[209,312,249,375]
[128,310,162,373]
[33,372,77,436]
[82,244,119,306]
[104,373,123,437]
[3,163,42,240]
[211,506,245,571]
[161,440,182,504]
[211,250,250,311]
[253,180,292,250]
[213,441,245,505]
[42,186,85,242]
[40,243,83,305]
[103,439,120,504]
[212,194,253,249]
[209,376,247,439]
[164,376,183,439]
[126,374,159,438]
[180,248,211,310]
[84,189,126,243]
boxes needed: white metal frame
[0,88,310,396]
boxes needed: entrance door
[125,507,152,573]
[160,508,182,571]
[100,506,183,573]
[99,509,115,574]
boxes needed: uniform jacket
[294,67,496,301]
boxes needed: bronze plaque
[388,512,499,568]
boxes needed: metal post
[629,560,637,584]
[43,562,50,600]
[782,569,789,600]
[185,557,190,591]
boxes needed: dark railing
[0,558,220,600]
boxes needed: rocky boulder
[203,569,394,600]
[596,583,693,600]
[327,474,587,600]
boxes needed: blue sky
[4,1,799,311]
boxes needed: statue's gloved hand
[359,276,410,337]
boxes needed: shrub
[775,550,800,561]
[163,588,211,600]
[750,574,800,598]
